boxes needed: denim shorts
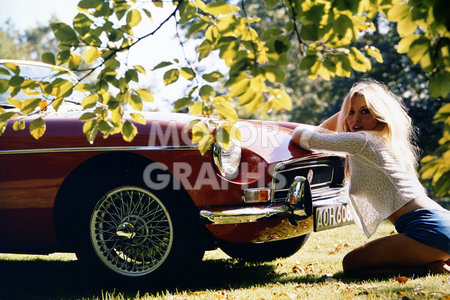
[395,208,450,254]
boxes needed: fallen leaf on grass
[441,295,450,300]
[292,265,304,273]
[397,291,408,296]
[395,276,408,283]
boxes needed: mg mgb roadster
[0,60,352,280]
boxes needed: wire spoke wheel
[90,186,173,277]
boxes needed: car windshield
[0,61,84,111]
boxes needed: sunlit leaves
[130,112,146,125]
[29,118,46,140]
[202,71,223,82]
[126,9,141,27]
[174,97,193,111]
[197,0,239,15]
[82,94,98,109]
[136,89,154,102]
[180,67,195,80]
[84,46,99,63]
[191,121,213,155]
[163,69,180,85]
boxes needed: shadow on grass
[0,257,280,300]
[0,256,436,299]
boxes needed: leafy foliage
[0,0,448,193]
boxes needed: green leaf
[82,94,98,109]
[163,69,180,85]
[78,0,102,9]
[84,46,99,63]
[201,1,239,15]
[188,20,208,38]
[29,118,46,140]
[133,65,146,74]
[126,9,141,27]
[349,47,371,72]
[7,98,22,110]
[198,85,215,101]
[0,112,17,122]
[136,89,154,102]
[216,126,230,149]
[174,97,192,111]
[129,94,143,111]
[9,75,24,87]
[180,67,195,80]
[0,67,10,76]
[130,112,146,125]
[229,78,250,97]
[79,112,95,121]
[21,97,41,114]
[0,79,9,93]
[213,96,237,123]
[202,71,223,82]
[152,61,172,70]
[429,72,450,98]
[68,53,82,70]
[51,22,78,43]
[42,52,56,65]
[12,120,25,131]
[387,4,410,22]
[57,50,71,65]
[365,46,383,63]
[262,65,285,82]
[408,37,430,65]
[73,13,93,35]
[189,102,203,115]
[261,28,283,41]
[122,120,137,142]
[114,1,131,20]
[264,0,280,9]
[300,24,319,41]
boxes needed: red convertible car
[0,60,352,280]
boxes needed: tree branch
[286,0,304,56]
[77,1,183,82]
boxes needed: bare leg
[342,233,450,277]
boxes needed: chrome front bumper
[200,176,312,226]
[199,203,308,225]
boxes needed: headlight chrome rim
[213,140,241,180]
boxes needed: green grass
[0,222,449,299]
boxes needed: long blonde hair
[336,79,419,173]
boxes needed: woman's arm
[319,112,339,132]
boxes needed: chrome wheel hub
[90,186,173,277]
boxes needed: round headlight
[213,140,241,179]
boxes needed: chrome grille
[271,156,345,202]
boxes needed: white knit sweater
[297,128,428,237]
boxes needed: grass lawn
[0,222,448,299]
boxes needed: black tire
[219,234,310,262]
[71,169,204,282]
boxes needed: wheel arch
[53,151,208,251]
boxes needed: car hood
[2,110,314,164]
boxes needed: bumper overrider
[199,176,353,241]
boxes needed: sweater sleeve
[298,128,369,155]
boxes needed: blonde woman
[291,79,449,277]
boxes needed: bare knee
[342,249,360,275]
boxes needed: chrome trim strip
[0,145,198,155]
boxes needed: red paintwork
[0,109,317,252]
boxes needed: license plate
[314,203,353,231]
